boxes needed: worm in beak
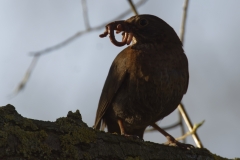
[99,21,133,47]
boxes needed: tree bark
[0,104,227,160]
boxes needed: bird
[94,14,192,149]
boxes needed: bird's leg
[151,123,194,149]
[117,119,126,136]
[117,119,141,140]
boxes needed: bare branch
[29,31,89,56]
[9,55,39,98]
[12,0,147,96]
[177,0,204,148]
[0,105,218,159]
[128,0,138,15]
[81,0,91,30]
[178,103,204,148]
[178,106,186,143]
[30,0,147,57]
[176,120,205,141]
[179,0,189,43]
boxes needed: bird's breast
[113,47,187,124]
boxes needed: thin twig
[178,109,186,143]
[128,0,138,15]
[178,0,204,148]
[179,0,189,44]
[29,31,90,56]
[178,103,203,148]
[30,0,147,57]
[81,0,91,30]
[9,55,39,98]
[176,120,205,141]
[12,0,147,96]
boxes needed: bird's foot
[164,139,194,150]
[121,134,144,141]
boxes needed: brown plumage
[94,14,192,148]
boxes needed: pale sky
[1,0,240,158]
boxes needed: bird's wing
[94,57,128,130]
[181,52,189,94]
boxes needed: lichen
[126,156,144,160]
[2,125,51,159]
[55,113,96,159]
[5,114,38,131]
[212,153,230,160]
[56,117,96,143]
[0,105,225,160]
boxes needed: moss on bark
[0,104,233,160]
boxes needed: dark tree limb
[0,104,227,160]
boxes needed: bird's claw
[121,133,144,141]
[164,140,195,150]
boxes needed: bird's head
[100,14,182,47]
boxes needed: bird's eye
[139,19,148,27]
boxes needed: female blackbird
[94,14,191,148]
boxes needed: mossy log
[0,104,228,160]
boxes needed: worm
[99,21,133,47]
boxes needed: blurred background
[1,0,240,158]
